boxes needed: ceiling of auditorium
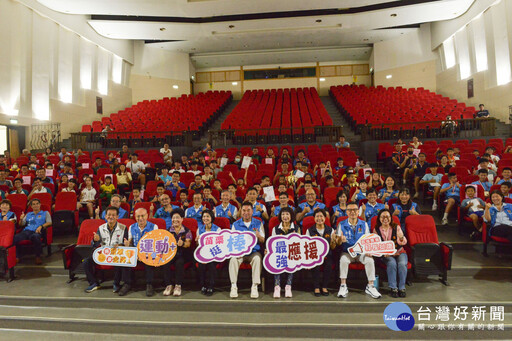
[36,0,475,67]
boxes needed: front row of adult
[82,202,409,299]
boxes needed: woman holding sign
[163,208,192,297]
[374,209,408,298]
[307,209,337,297]
[196,210,220,296]
[271,207,300,298]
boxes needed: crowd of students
[1,136,511,298]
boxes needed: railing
[359,117,496,141]
[70,131,195,150]
[208,126,343,147]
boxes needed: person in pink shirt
[374,209,408,298]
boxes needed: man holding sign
[84,206,127,293]
[120,208,158,297]
[229,202,265,299]
[335,202,381,299]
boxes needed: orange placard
[137,229,177,267]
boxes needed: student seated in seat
[95,194,129,221]
[10,178,28,196]
[420,163,443,211]
[471,169,492,198]
[440,173,461,226]
[78,177,97,219]
[461,185,486,240]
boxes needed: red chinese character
[288,242,301,261]
[304,241,318,260]
[205,236,214,245]
[215,235,224,244]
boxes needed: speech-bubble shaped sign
[263,233,329,275]
[348,233,396,258]
[93,246,138,267]
[194,230,257,264]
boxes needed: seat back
[31,193,52,208]
[324,187,342,208]
[0,221,15,247]
[148,218,167,230]
[213,217,231,230]
[405,215,439,246]
[55,192,78,211]
[77,219,104,245]
[6,193,28,210]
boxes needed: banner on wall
[263,234,329,275]
[194,230,257,264]
[92,246,138,267]
[137,229,177,267]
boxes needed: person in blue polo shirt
[0,199,17,223]
[14,198,52,265]
[167,171,186,199]
[271,192,294,218]
[296,188,328,223]
[215,190,238,222]
[359,189,385,223]
[471,169,492,197]
[440,172,461,225]
[392,188,421,230]
[229,201,265,299]
[95,194,128,221]
[120,207,158,297]
[484,190,512,244]
[336,201,381,299]
[243,187,269,221]
[185,192,205,224]
[196,209,220,296]
[152,193,179,228]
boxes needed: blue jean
[13,229,42,257]
[383,253,408,290]
[274,273,293,287]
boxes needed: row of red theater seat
[81,91,231,134]
[221,88,332,134]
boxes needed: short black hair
[105,206,119,215]
[171,208,185,218]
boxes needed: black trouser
[83,256,122,286]
[123,263,155,286]
[163,254,185,286]
[312,254,332,290]
[198,262,217,288]
[491,225,512,243]
[117,184,130,198]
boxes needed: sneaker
[230,285,238,298]
[273,285,281,298]
[85,283,100,293]
[337,284,348,298]
[201,286,207,295]
[163,285,173,296]
[470,231,482,241]
[441,218,448,226]
[285,285,292,298]
[146,284,154,297]
[173,285,182,296]
[250,284,259,299]
[398,289,407,298]
[390,288,398,298]
[365,284,381,299]
[432,202,438,211]
[118,284,131,296]
[112,283,120,293]
[206,288,214,296]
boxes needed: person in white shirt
[28,178,52,199]
[126,153,146,187]
[160,144,173,165]
[78,177,97,219]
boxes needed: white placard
[241,156,252,169]
[22,176,31,185]
[469,198,483,211]
[116,158,121,163]
[294,170,305,179]
[220,157,228,168]
[68,175,74,179]
[430,183,441,187]
[265,158,273,165]
[263,186,276,202]
[82,163,90,169]
[488,174,494,182]
[413,149,421,157]
[45,169,53,177]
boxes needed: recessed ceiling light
[386,75,392,79]
[159,27,166,31]
[390,13,397,17]
[319,78,326,82]
[173,85,179,89]
[232,82,238,85]
[9,119,18,124]
[316,19,322,23]
[229,25,235,29]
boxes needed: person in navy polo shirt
[336,201,381,299]
[296,188,328,223]
[185,192,205,224]
[214,190,237,222]
[152,193,179,228]
[229,202,265,299]
[84,206,127,293]
[120,207,159,297]
[95,194,128,221]
[14,199,52,265]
